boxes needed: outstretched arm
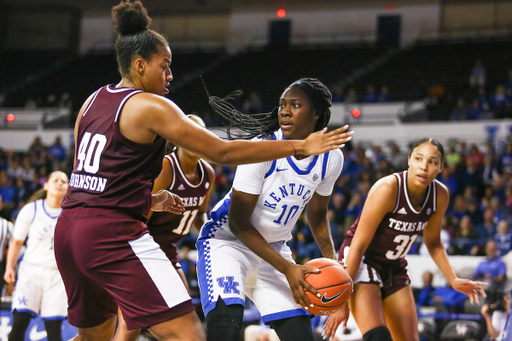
[123,94,353,165]
[424,183,487,303]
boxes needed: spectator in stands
[475,86,491,111]
[416,271,436,310]
[47,136,66,163]
[460,157,483,194]
[469,60,486,88]
[476,207,498,241]
[499,141,512,174]
[468,99,484,120]
[451,98,469,120]
[480,291,510,341]
[473,240,507,290]
[344,88,358,103]
[332,86,345,103]
[344,192,363,231]
[378,85,391,102]
[431,281,467,313]
[483,154,500,187]
[467,197,484,226]
[28,136,46,157]
[20,157,35,182]
[468,144,485,170]
[439,167,458,201]
[362,84,378,103]
[388,142,407,170]
[494,220,512,257]
[447,195,468,220]
[491,85,510,118]
[242,91,263,115]
[444,144,461,169]
[451,215,479,255]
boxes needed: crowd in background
[2,134,512,264]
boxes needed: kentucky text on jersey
[182,197,205,207]
[388,218,428,232]
[264,183,313,209]
[68,173,107,193]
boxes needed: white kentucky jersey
[199,130,344,243]
[13,199,62,269]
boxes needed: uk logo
[216,276,240,294]
[18,296,28,306]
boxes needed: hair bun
[112,0,152,35]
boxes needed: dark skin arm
[119,93,353,165]
[228,189,320,310]
[305,193,336,260]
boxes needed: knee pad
[363,326,393,341]
[206,297,244,341]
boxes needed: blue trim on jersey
[286,155,319,175]
[42,199,61,219]
[198,192,231,242]
[13,308,37,318]
[321,151,330,180]
[42,315,67,321]
[32,201,37,223]
[261,308,311,324]
[265,160,277,178]
[204,297,245,318]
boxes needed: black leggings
[269,315,315,341]
[8,311,63,341]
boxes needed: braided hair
[207,77,332,140]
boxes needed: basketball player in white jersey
[0,195,14,295]
[4,171,68,341]
[197,78,352,341]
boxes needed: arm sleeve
[316,149,344,197]
[232,162,270,195]
[12,202,36,242]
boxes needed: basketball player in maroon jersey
[322,139,487,341]
[53,1,353,341]
[113,114,215,341]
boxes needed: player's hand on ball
[283,263,320,310]
[151,190,185,215]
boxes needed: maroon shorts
[339,242,411,299]
[54,207,194,330]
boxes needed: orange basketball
[303,258,352,316]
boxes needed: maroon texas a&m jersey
[62,85,166,221]
[148,152,210,252]
[342,171,438,267]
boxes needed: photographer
[481,292,511,341]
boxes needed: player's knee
[363,326,392,341]
[206,297,244,341]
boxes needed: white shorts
[197,237,309,323]
[12,261,67,319]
